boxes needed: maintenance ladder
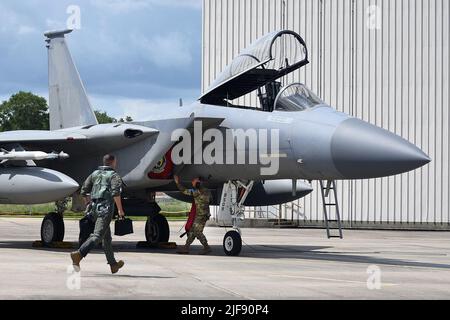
[319,180,343,239]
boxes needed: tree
[94,110,117,124]
[95,110,133,124]
[118,116,134,123]
[0,92,49,131]
[0,93,132,129]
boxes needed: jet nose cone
[331,118,431,179]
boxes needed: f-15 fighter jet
[0,29,429,256]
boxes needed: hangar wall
[203,0,450,228]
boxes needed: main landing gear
[40,212,65,246]
[145,214,170,245]
[122,197,171,245]
[38,196,172,247]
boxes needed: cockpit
[200,30,323,112]
[199,30,329,114]
[274,83,324,112]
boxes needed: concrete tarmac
[0,217,449,299]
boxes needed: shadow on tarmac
[83,274,176,279]
[1,240,450,270]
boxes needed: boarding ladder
[319,180,343,239]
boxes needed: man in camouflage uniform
[174,175,212,255]
[70,154,126,274]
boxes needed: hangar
[202,0,450,229]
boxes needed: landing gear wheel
[145,214,170,244]
[223,230,242,256]
[41,212,65,246]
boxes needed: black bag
[79,215,95,248]
[115,218,134,236]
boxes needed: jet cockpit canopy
[274,83,324,112]
[200,30,309,105]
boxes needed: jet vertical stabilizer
[45,29,98,130]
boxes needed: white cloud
[45,19,66,30]
[0,1,202,110]
[149,0,202,9]
[118,98,180,120]
[0,95,9,104]
[91,0,201,13]
[18,25,38,35]
[0,3,38,36]
[90,0,150,13]
[0,4,19,33]
[90,94,196,121]
[133,32,193,68]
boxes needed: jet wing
[0,124,159,157]
[0,130,87,144]
[200,30,309,105]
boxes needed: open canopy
[200,30,309,105]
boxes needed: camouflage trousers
[186,216,209,247]
[79,200,117,265]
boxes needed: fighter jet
[0,29,430,256]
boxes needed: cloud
[45,18,65,30]
[132,32,193,68]
[90,94,197,121]
[90,0,151,13]
[17,25,37,35]
[148,0,202,9]
[0,1,202,119]
[119,98,181,120]
[91,0,202,13]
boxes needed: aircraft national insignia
[153,157,167,174]
[148,149,174,180]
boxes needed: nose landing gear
[217,180,254,256]
[223,229,242,256]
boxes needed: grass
[0,200,191,221]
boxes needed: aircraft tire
[145,214,170,244]
[223,230,242,256]
[41,212,65,246]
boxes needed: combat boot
[177,244,190,254]
[110,260,125,274]
[70,251,83,267]
[198,245,212,255]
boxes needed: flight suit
[176,181,211,247]
[79,166,123,265]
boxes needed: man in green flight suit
[174,175,212,255]
[70,154,126,274]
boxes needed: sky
[0,0,203,120]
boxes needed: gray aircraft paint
[45,29,98,131]
[167,179,314,206]
[0,167,78,204]
[0,30,430,205]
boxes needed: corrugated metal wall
[203,0,450,227]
